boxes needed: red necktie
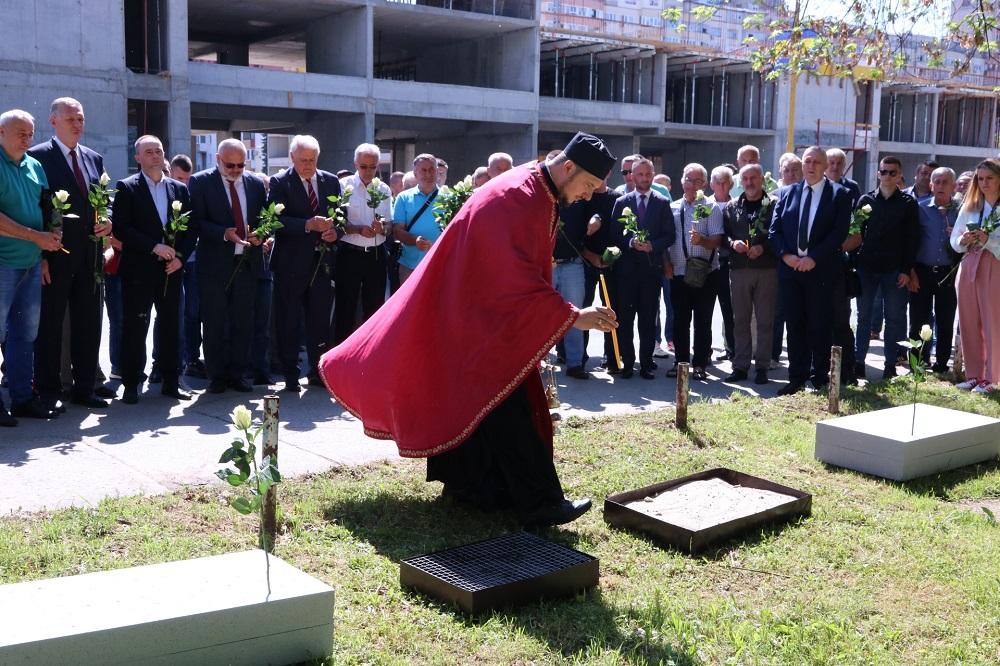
[229,180,246,240]
[69,148,87,195]
[305,178,319,214]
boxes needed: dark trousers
[781,267,834,386]
[272,261,334,383]
[122,268,182,389]
[910,263,958,369]
[35,255,102,400]
[831,265,857,382]
[717,256,735,354]
[615,265,661,371]
[333,243,387,345]
[252,277,272,378]
[200,261,256,383]
[670,271,719,368]
[582,264,617,365]
[104,274,123,376]
[426,381,563,515]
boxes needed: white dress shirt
[222,172,248,256]
[339,172,393,250]
[142,172,168,226]
[53,136,84,180]
[798,178,826,256]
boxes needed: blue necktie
[637,194,647,225]
[798,185,812,253]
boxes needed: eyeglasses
[621,170,632,176]
[878,169,898,176]
[223,162,245,169]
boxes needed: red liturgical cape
[319,163,578,457]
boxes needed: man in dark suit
[825,148,862,385]
[609,158,675,379]
[188,138,267,394]
[267,134,341,392]
[769,146,851,395]
[28,97,113,410]
[111,135,194,404]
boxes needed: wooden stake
[953,336,964,381]
[829,345,841,414]
[598,273,623,370]
[261,394,279,553]
[676,362,689,430]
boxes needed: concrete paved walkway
[1,308,891,514]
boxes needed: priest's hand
[573,306,618,332]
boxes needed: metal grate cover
[400,532,599,614]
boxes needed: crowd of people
[1,96,999,429]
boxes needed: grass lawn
[2,377,999,664]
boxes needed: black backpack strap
[405,189,438,232]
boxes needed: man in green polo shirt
[0,109,64,425]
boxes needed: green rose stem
[49,190,76,254]
[87,174,115,293]
[900,324,932,436]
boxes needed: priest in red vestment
[320,133,618,527]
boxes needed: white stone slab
[815,403,1000,481]
[0,550,334,665]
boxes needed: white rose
[622,206,633,216]
[55,190,69,203]
[231,405,252,431]
[171,200,182,212]
[462,175,473,187]
[920,324,933,342]
[695,189,705,200]
[861,204,872,214]
[273,203,285,214]
[371,177,382,188]
[764,171,772,180]
[99,172,111,186]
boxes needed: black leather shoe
[148,367,162,384]
[94,384,116,399]
[566,366,589,380]
[812,381,829,392]
[11,399,59,419]
[207,379,226,394]
[882,366,897,380]
[253,374,273,386]
[639,369,655,380]
[522,498,592,528]
[754,370,768,385]
[184,360,207,379]
[724,369,748,382]
[71,394,109,409]
[931,364,949,374]
[161,386,192,401]
[854,362,866,380]
[619,367,634,379]
[0,405,16,427]
[307,375,326,388]
[43,397,67,414]
[607,365,621,375]
[777,382,805,396]
[121,386,139,404]
[283,379,301,393]
[228,378,253,393]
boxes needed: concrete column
[306,7,370,78]
[163,0,191,159]
[928,92,940,159]
[651,53,668,116]
[486,28,539,92]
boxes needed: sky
[796,0,956,39]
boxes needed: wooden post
[828,345,841,414]
[261,395,279,553]
[953,336,964,381]
[675,362,689,430]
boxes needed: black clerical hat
[563,132,616,179]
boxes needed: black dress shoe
[607,365,621,375]
[639,369,655,380]
[0,405,17,427]
[43,397,67,414]
[854,362,866,380]
[522,498,592,528]
[619,367,634,379]
[207,379,226,394]
[148,367,162,384]
[812,381,829,392]
[94,384,116,399]
[70,394,109,408]
[566,366,589,380]
[184,360,207,379]
[307,375,326,388]
[253,374,273,386]
[121,386,139,404]
[161,386,192,401]
[228,378,253,393]
[724,369,748,382]
[776,382,805,396]
[11,399,59,419]
[931,364,949,374]
[882,366,897,379]
[283,380,301,393]
[754,370,768,385]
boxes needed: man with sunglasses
[188,139,267,393]
[850,156,919,380]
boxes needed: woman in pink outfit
[951,158,1000,393]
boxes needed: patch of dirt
[957,498,1000,519]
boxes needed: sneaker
[653,345,670,358]
[956,378,980,390]
[769,358,780,370]
[870,330,881,340]
[972,381,996,394]
[667,341,675,353]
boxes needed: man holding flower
[29,97,112,411]
[0,109,64,424]
[111,135,193,404]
